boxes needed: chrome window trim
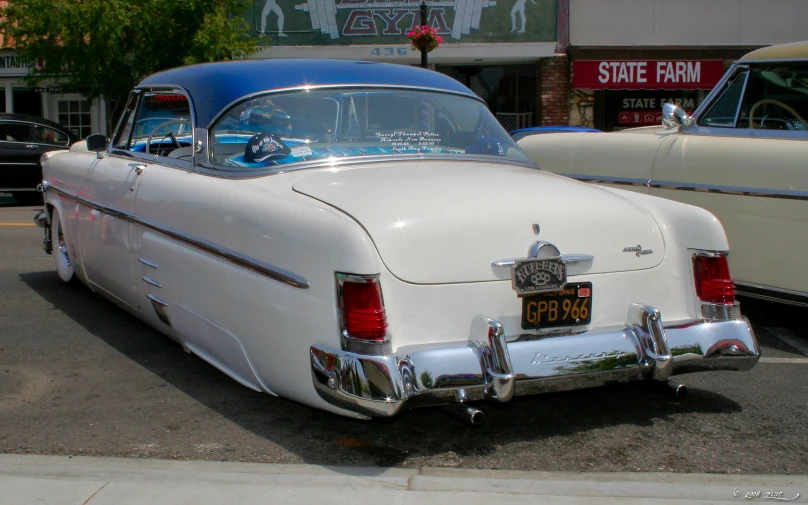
[204,83,483,129]
[192,153,536,180]
[47,185,310,289]
[689,65,750,130]
[563,173,808,201]
[731,67,751,128]
[153,155,194,171]
[109,87,197,160]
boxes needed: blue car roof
[138,59,478,127]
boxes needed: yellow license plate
[521,283,592,329]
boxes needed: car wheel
[51,207,75,283]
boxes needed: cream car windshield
[210,88,531,168]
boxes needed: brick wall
[539,55,570,126]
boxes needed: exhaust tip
[443,404,486,426]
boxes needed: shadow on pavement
[19,270,745,469]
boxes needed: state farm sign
[572,60,725,90]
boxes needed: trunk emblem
[623,244,653,257]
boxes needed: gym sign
[572,60,725,90]
[250,0,558,44]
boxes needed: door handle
[26,144,37,149]
[129,163,147,175]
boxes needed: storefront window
[597,90,707,131]
[436,64,537,131]
[13,88,42,116]
[58,99,92,139]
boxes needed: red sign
[572,60,725,90]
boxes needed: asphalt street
[1,203,807,475]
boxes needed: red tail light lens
[693,253,735,304]
[341,278,388,341]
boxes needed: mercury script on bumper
[531,350,626,366]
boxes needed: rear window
[209,88,531,169]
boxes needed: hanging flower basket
[406,25,443,53]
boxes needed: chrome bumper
[310,303,759,418]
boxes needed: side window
[129,91,192,156]
[699,68,748,127]
[0,122,33,142]
[738,63,808,131]
[112,92,139,150]
[33,126,70,146]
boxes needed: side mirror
[661,103,693,129]
[85,134,108,152]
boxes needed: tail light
[337,274,388,341]
[693,252,735,304]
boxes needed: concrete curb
[0,455,805,504]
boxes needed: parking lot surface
[1,204,807,474]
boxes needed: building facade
[8,1,807,136]
[564,0,808,131]
[251,0,564,131]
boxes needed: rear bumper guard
[310,303,759,418]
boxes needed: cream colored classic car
[34,59,758,422]
[519,41,808,308]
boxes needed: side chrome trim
[735,281,808,308]
[146,293,168,306]
[563,173,808,201]
[561,173,651,188]
[48,186,311,289]
[142,276,163,288]
[138,257,159,269]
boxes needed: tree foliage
[0,0,257,128]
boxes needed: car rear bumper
[310,303,759,418]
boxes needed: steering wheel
[748,99,807,131]
[146,119,192,154]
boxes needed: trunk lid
[293,161,664,284]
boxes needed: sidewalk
[0,454,805,504]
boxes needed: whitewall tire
[51,207,75,283]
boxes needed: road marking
[0,223,35,227]
[759,357,808,364]
[768,327,808,356]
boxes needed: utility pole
[420,1,428,68]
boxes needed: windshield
[210,88,531,168]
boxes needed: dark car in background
[0,113,78,204]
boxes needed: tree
[0,0,257,132]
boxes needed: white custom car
[519,41,808,308]
[34,59,759,421]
